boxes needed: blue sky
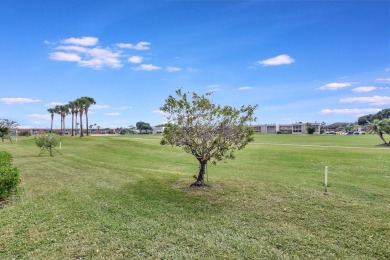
[0,0,389,129]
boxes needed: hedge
[0,151,19,199]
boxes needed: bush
[35,133,60,156]
[0,151,19,199]
[18,130,31,136]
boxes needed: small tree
[136,121,152,134]
[366,119,389,145]
[306,123,316,134]
[160,89,257,187]
[35,133,61,156]
[0,119,17,143]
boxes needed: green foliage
[18,130,31,137]
[0,119,17,143]
[0,151,19,199]
[136,121,152,134]
[35,133,61,156]
[358,108,390,125]
[366,119,390,145]
[160,89,257,185]
[306,123,316,134]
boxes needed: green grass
[0,134,389,259]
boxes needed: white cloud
[62,37,98,46]
[340,96,390,105]
[351,86,377,93]
[166,66,182,72]
[128,55,143,63]
[116,41,150,50]
[377,78,390,82]
[208,84,221,92]
[55,45,88,52]
[131,64,161,71]
[238,86,253,91]
[49,52,81,62]
[79,47,122,69]
[90,105,109,110]
[116,106,132,110]
[318,82,352,90]
[320,108,382,115]
[257,54,295,66]
[1,97,41,104]
[44,102,65,107]
[27,114,51,120]
[106,113,121,116]
[152,110,167,116]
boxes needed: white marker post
[324,166,328,193]
[60,142,62,150]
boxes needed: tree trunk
[85,109,89,136]
[191,161,207,187]
[80,112,84,137]
[50,114,53,132]
[71,112,74,136]
[379,132,387,145]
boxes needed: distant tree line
[357,108,390,125]
[47,96,96,137]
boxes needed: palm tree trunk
[85,108,89,136]
[71,112,74,136]
[50,114,54,132]
[80,111,84,137]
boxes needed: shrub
[18,130,31,136]
[0,151,19,199]
[35,133,60,156]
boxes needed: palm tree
[366,119,387,145]
[74,99,80,135]
[68,101,77,136]
[47,107,57,132]
[76,98,86,137]
[81,97,96,136]
[57,105,69,135]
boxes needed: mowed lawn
[0,134,389,259]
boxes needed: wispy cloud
[62,36,98,46]
[49,37,156,69]
[44,102,65,107]
[128,56,143,63]
[351,86,377,93]
[116,42,150,50]
[131,64,161,71]
[105,112,121,116]
[166,66,182,72]
[318,82,352,90]
[27,114,51,120]
[340,96,390,105]
[1,97,41,104]
[208,84,221,92]
[115,106,132,110]
[49,52,81,62]
[152,110,167,116]
[238,86,253,91]
[320,108,382,115]
[90,105,109,110]
[49,37,123,69]
[376,78,390,82]
[257,54,294,66]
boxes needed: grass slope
[0,134,389,259]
